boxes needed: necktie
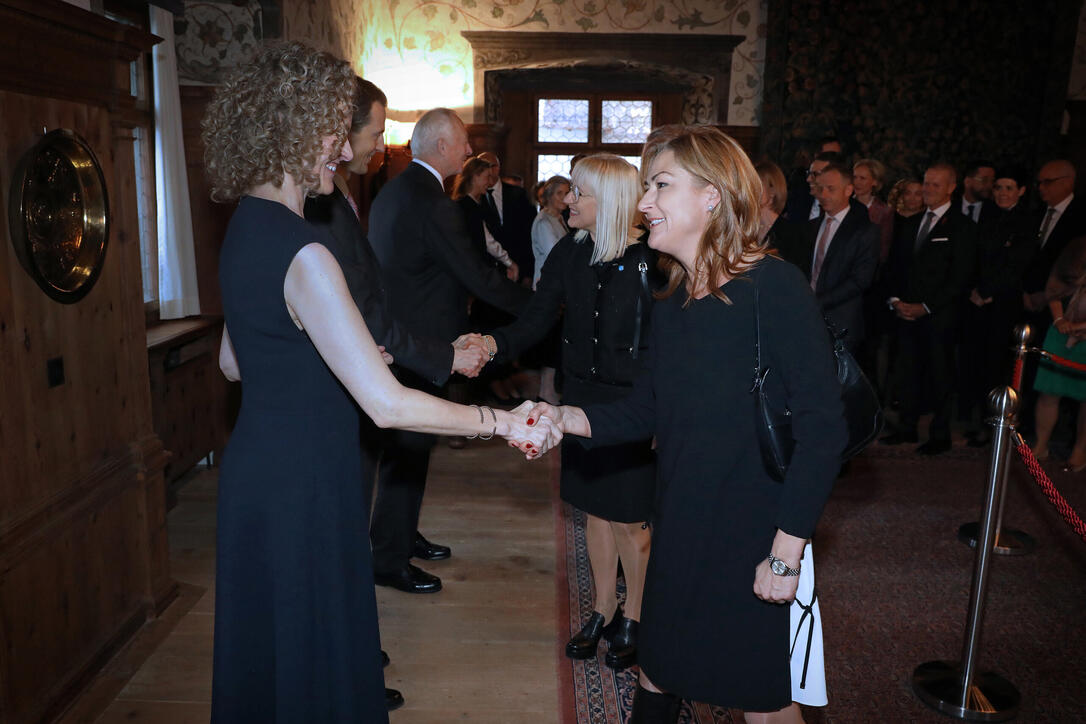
[915,210,936,251]
[967,203,977,222]
[811,216,835,290]
[486,188,501,224]
[1038,207,1056,246]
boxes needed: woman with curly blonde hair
[526,126,846,722]
[205,42,549,723]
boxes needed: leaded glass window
[537,99,589,143]
[536,154,575,183]
[601,100,653,144]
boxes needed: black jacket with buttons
[491,232,662,387]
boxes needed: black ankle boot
[604,617,638,669]
[565,608,622,659]
[629,684,681,723]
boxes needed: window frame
[532,92,658,182]
[105,1,161,325]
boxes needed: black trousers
[959,298,1022,428]
[897,313,956,441]
[369,369,442,575]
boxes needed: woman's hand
[524,401,593,439]
[502,401,562,458]
[753,558,800,604]
[1055,317,1073,335]
[377,346,394,365]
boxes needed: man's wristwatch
[767,553,801,577]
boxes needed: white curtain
[150,6,201,319]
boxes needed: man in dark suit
[956,160,999,225]
[881,162,977,455]
[1018,160,1085,434]
[368,108,531,594]
[784,150,843,223]
[800,163,880,352]
[477,151,536,283]
[305,78,489,713]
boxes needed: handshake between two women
[501,401,585,461]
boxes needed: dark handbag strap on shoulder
[631,249,651,360]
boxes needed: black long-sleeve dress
[492,232,662,522]
[581,256,846,710]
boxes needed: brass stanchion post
[958,326,1035,555]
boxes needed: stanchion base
[957,522,1036,555]
[912,660,1020,721]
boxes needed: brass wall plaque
[7,129,110,304]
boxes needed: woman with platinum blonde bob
[477,154,661,669]
[526,127,845,722]
[204,42,551,723]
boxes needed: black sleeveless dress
[213,196,387,723]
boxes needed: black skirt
[561,376,655,522]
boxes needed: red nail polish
[527,418,535,425]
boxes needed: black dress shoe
[604,617,638,670]
[381,650,390,668]
[374,564,442,593]
[881,431,919,445]
[385,687,404,711]
[917,439,952,455]
[412,532,451,561]
[565,608,622,659]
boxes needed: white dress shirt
[810,205,850,282]
[412,158,444,187]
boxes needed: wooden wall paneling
[0,2,173,721]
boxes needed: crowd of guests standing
[751,138,1084,460]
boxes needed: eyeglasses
[570,185,593,201]
[1037,175,1071,186]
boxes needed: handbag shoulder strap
[751,262,767,390]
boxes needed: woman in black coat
[480,154,660,670]
[525,128,846,723]
[962,166,1038,444]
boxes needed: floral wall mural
[285,0,768,126]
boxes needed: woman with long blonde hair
[526,128,846,722]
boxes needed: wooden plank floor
[59,439,561,723]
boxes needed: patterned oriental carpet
[554,443,1086,723]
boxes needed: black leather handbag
[751,273,884,482]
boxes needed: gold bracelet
[484,335,497,359]
[465,404,484,439]
[479,405,497,440]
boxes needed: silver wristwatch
[767,553,801,577]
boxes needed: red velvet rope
[1039,351,1086,373]
[1011,358,1024,391]
[1014,436,1086,543]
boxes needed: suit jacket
[767,215,807,273]
[368,162,530,348]
[492,182,536,281]
[304,190,453,387]
[975,204,1037,303]
[1022,197,1086,295]
[455,195,502,269]
[885,205,977,328]
[802,199,880,342]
